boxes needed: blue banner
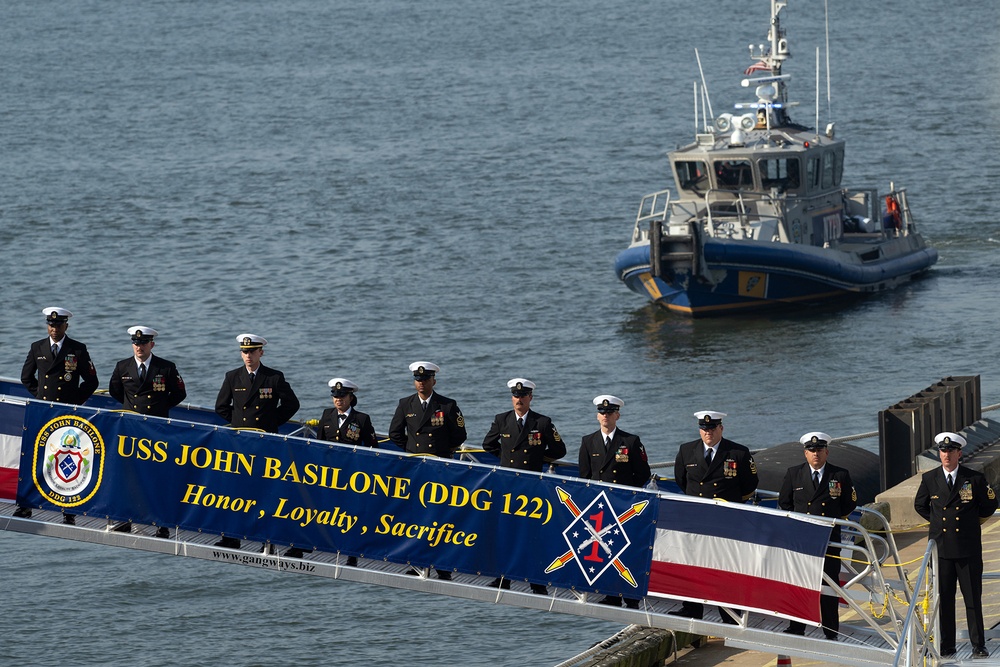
[17,403,656,596]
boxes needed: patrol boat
[614,0,937,316]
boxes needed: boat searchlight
[714,112,756,134]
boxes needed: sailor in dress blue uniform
[388,361,466,580]
[388,361,467,459]
[315,378,378,448]
[214,334,300,549]
[670,410,758,621]
[214,334,300,433]
[108,326,187,537]
[17,307,99,523]
[20,307,99,406]
[482,378,566,594]
[778,432,857,639]
[285,378,376,560]
[914,432,998,659]
[482,378,565,472]
[108,326,187,418]
[578,394,650,608]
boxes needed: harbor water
[1,0,999,664]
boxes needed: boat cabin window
[713,159,754,190]
[822,151,836,187]
[758,157,800,192]
[807,157,821,189]
[674,160,709,194]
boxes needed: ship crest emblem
[33,413,105,507]
[544,487,648,588]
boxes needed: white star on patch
[572,531,579,538]
[598,502,605,510]
[589,567,596,573]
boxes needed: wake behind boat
[615,0,937,316]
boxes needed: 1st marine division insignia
[544,487,648,587]
[33,414,105,507]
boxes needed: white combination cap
[507,378,535,394]
[328,378,359,396]
[593,395,624,412]
[935,432,966,450]
[694,410,726,427]
[128,326,158,342]
[43,307,72,323]
[409,361,440,378]
[237,333,267,349]
[799,432,832,447]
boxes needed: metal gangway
[0,498,948,667]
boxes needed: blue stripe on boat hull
[615,241,937,316]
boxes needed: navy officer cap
[694,410,726,428]
[508,378,535,397]
[799,431,831,450]
[409,361,439,380]
[128,325,158,344]
[593,394,624,413]
[43,307,72,325]
[328,377,359,397]
[935,431,965,450]
[237,333,267,350]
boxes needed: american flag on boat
[744,60,771,75]
[647,496,831,624]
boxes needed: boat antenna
[693,81,699,134]
[815,47,820,138]
[824,0,832,121]
[694,48,714,123]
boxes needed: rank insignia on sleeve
[852,488,857,502]
[553,428,562,442]
[989,486,996,500]
[749,459,757,475]
[456,414,465,428]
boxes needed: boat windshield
[758,157,800,192]
[675,160,709,194]
[713,159,754,190]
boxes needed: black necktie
[947,474,954,491]
[339,413,348,426]
[604,436,611,450]
[51,344,58,358]
[421,400,428,412]
[813,470,820,490]
[705,448,713,466]
[138,364,146,383]
[517,417,524,431]
[249,372,255,383]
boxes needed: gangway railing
[0,488,940,667]
[893,540,939,667]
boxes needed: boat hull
[615,238,938,316]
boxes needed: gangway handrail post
[829,514,920,647]
[826,540,905,646]
[893,539,939,667]
[857,505,911,602]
